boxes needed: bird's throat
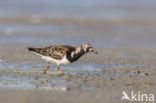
[68,46,86,62]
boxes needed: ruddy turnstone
[28,43,98,75]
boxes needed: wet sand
[0,65,156,103]
[0,0,156,103]
[0,43,156,103]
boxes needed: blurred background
[0,0,156,66]
[0,0,156,45]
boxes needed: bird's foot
[57,67,64,76]
[59,72,64,76]
[42,70,47,74]
[42,62,50,75]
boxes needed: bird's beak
[93,50,98,54]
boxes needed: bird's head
[81,43,98,54]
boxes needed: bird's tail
[27,47,38,52]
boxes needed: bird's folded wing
[39,46,69,60]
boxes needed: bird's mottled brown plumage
[28,45,75,60]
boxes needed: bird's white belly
[41,55,70,66]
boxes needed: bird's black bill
[93,51,98,54]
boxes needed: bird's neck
[68,46,86,62]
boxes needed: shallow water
[0,0,155,91]
[0,63,146,90]
[0,63,146,70]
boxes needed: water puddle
[0,63,146,90]
[0,63,146,70]
[0,74,67,91]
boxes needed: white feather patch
[41,55,70,66]
[31,52,70,66]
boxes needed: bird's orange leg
[57,67,64,75]
[43,62,50,74]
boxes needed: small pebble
[17,73,24,75]
[110,78,114,80]
[144,73,149,76]
[140,72,149,76]
[137,71,141,73]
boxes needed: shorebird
[28,43,98,75]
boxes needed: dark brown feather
[28,45,76,60]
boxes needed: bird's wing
[28,45,76,60]
[39,46,67,59]
[37,45,76,60]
